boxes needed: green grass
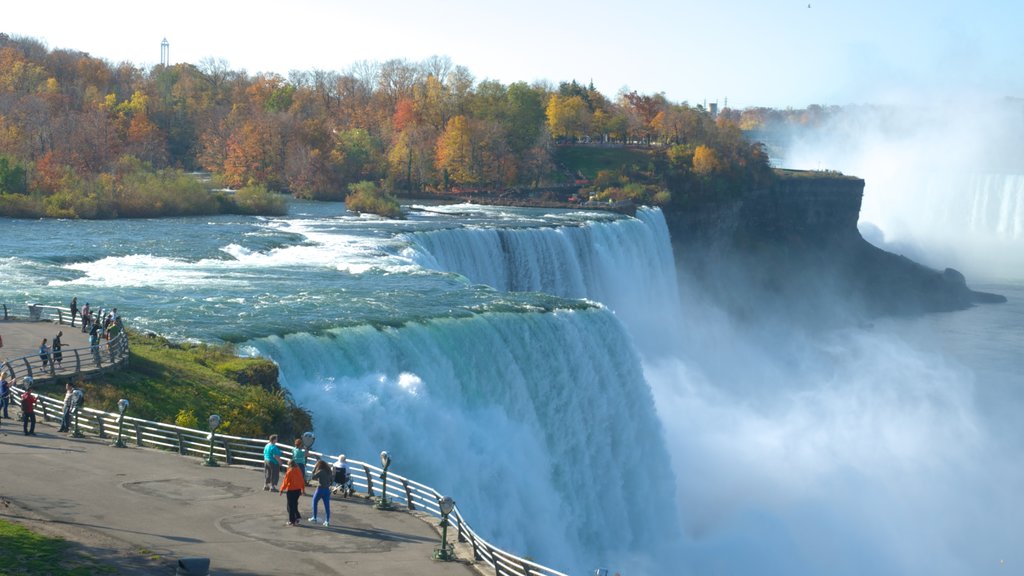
[64,330,311,441]
[553,146,656,179]
[0,519,117,575]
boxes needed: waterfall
[404,207,684,358]
[247,308,680,574]
[859,172,1024,280]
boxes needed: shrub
[228,184,287,215]
[345,180,402,218]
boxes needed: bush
[227,184,288,215]
[345,180,402,218]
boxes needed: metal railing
[7,387,568,576]
[1,303,130,383]
[1,329,129,383]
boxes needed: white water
[247,309,679,573]
[404,207,685,359]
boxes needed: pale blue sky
[6,0,1023,108]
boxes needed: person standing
[1,375,11,419]
[263,434,283,491]
[39,338,50,370]
[80,302,91,333]
[52,331,64,369]
[291,437,309,480]
[280,460,307,526]
[58,382,74,432]
[69,297,78,328]
[308,459,333,526]
[21,380,37,435]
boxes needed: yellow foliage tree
[692,145,721,176]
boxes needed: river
[1,190,1021,574]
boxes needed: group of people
[26,298,125,373]
[0,376,82,436]
[75,299,123,342]
[263,434,353,527]
[0,375,38,435]
[37,331,65,370]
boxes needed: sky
[5,0,1024,109]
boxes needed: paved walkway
[0,322,481,576]
[0,418,479,575]
[1,319,89,361]
[1,319,108,382]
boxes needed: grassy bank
[0,519,116,575]
[66,330,310,441]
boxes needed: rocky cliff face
[663,171,1003,324]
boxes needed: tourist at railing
[332,454,353,497]
[0,375,11,418]
[20,378,37,435]
[89,323,102,366]
[263,434,283,491]
[80,302,91,333]
[58,382,74,433]
[39,338,50,370]
[52,330,64,369]
[69,297,78,328]
[309,458,333,527]
[280,459,307,526]
[291,437,309,479]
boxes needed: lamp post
[375,450,395,510]
[432,496,457,561]
[70,389,85,438]
[112,398,129,448]
[204,414,222,467]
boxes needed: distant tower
[160,38,169,66]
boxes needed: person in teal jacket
[263,434,283,491]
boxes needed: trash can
[175,557,210,576]
[28,304,41,321]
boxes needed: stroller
[331,457,354,498]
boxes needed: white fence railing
[8,386,568,576]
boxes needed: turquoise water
[2,197,1022,576]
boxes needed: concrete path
[0,417,479,575]
[1,319,90,362]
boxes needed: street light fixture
[432,495,457,561]
[375,450,395,510]
[204,414,222,467]
[112,398,129,448]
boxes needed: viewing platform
[1,304,129,384]
[0,419,478,575]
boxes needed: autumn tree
[546,94,590,141]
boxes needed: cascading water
[247,308,680,574]
[856,171,1024,278]
[403,207,684,358]
[233,205,691,573]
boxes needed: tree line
[0,32,778,218]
